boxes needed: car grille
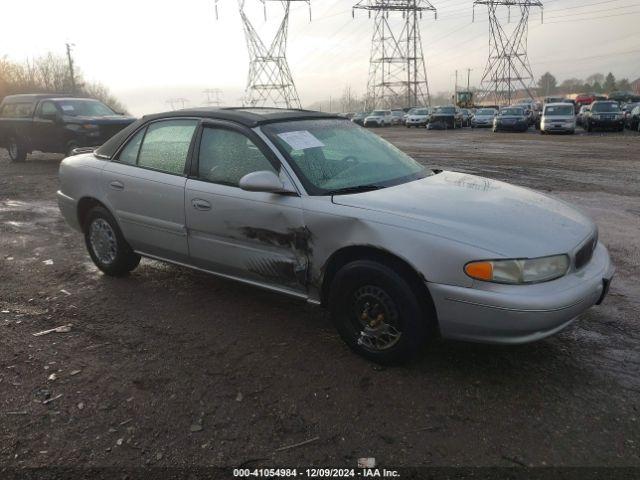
[575,232,598,270]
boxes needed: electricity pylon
[473,0,543,105]
[353,0,437,110]
[235,0,311,109]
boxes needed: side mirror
[239,171,296,194]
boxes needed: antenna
[473,0,543,105]
[353,0,437,109]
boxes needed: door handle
[192,199,211,211]
[109,181,124,191]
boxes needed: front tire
[7,136,27,162]
[328,260,432,364]
[84,206,140,277]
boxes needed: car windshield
[56,99,116,117]
[413,109,428,115]
[477,109,495,115]
[263,119,430,195]
[545,105,574,116]
[434,107,454,114]
[371,110,386,116]
[591,103,620,113]
[392,111,403,116]
[500,108,523,116]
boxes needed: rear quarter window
[0,102,35,118]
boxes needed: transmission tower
[203,88,224,106]
[473,0,543,106]
[353,0,437,110]
[231,0,311,109]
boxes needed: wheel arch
[319,245,437,323]
[77,197,113,232]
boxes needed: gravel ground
[0,127,639,470]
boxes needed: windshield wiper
[326,184,386,196]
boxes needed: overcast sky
[1,0,639,115]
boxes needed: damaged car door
[185,123,308,295]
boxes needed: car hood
[474,115,494,120]
[497,115,526,120]
[332,171,595,258]
[408,115,427,119]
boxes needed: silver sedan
[57,108,615,364]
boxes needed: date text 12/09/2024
[232,468,400,478]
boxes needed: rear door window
[0,102,35,118]
[136,120,198,175]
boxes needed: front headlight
[464,254,570,284]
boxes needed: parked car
[625,105,640,130]
[584,101,625,132]
[470,108,496,128]
[576,106,590,127]
[493,107,529,132]
[364,110,392,127]
[540,103,576,134]
[390,109,405,125]
[57,107,614,363]
[460,109,472,127]
[405,107,430,128]
[575,93,598,111]
[427,106,462,129]
[0,94,136,162]
[351,112,369,126]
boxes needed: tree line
[0,53,127,113]
[537,72,634,97]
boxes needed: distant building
[632,77,640,95]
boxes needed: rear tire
[7,136,27,162]
[84,206,140,277]
[328,260,432,365]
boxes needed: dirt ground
[1,126,639,470]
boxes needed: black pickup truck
[0,94,136,162]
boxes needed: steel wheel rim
[351,285,402,351]
[89,219,117,265]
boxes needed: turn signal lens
[464,255,570,284]
[464,262,493,281]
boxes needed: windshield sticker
[277,130,325,150]
[61,105,75,111]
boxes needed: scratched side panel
[301,196,496,303]
[185,180,308,293]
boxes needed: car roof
[1,93,78,104]
[95,107,345,159]
[545,102,574,107]
[135,107,342,128]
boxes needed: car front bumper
[427,242,615,344]
[495,121,528,131]
[542,122,575,132]
[589,119,624,129]
[471,120,492,127]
